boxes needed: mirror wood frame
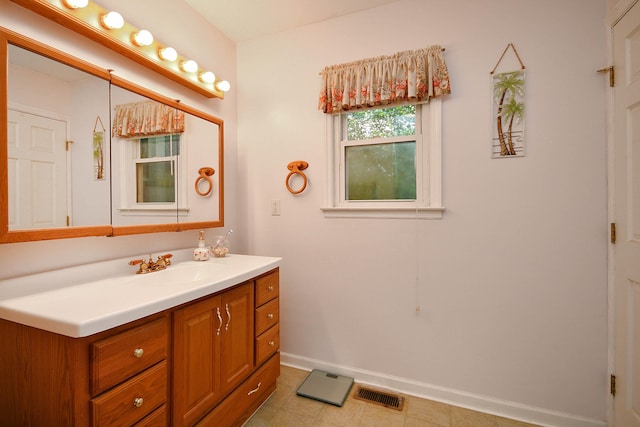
[0,27,224,243]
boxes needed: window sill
[117,207,190,217]
[321,206,445,219]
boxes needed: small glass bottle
[211,235,230,257]
[193,230,210,261]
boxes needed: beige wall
[237,0,608,426]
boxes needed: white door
[613,1,640,426]
[7,109,68,229]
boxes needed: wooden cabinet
[0,268,279,427]
[172,282,254,426]
[90,316,170,426]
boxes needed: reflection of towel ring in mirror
[286,161,309,194]
[195,167,215,196]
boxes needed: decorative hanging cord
[93,116,105,133]
[112,100,185,138]
[490,43,525,74]
[318,45,451,114]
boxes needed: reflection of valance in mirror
[318,46,451,114]
[112,101,185,138]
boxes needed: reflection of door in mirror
[7,44,111,230]
[8,110,67,229]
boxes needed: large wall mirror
[0,27,224,243]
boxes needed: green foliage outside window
[345,105,417,201]
[346,105,416,140]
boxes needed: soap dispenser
[193,230,210,261]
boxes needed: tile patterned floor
[244,365,541,427]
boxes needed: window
[118,133,188,216]
[322,100,444,219]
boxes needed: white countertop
[0,250,281,338]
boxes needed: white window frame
[117,133,188,217]
[322,100,444,219]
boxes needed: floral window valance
[112,101,185,138]
[318,46,450,114]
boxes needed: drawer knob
[268,285,274,292]
[267,313,274,319]
[268,340,275,347]
[133,397,144,407]
[133,348,144,358]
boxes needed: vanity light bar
[11,0,229,99]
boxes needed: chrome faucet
[129,253,173,274]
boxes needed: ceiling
[184,0,402,42]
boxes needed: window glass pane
[345,141,416,200]
[136,161,175,203]
[346,105,416,140]
[140,134,181,159]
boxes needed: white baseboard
[280,352,606,427]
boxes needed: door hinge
[66,216,70,227]
[597,66,615,87]
[611,222,617,244]
[611,374,616,396]
[66,140,73,151]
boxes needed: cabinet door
[220,282,254,395]
[172,295,222,427]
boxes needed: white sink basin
[0,251,281,338]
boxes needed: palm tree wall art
[492,70,525,157]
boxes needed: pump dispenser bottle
[193,230,210,261]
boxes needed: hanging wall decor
[490,43,525,158]
[93,116,106,180]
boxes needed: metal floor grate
[353,385,405,411]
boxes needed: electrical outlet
[271,199,281,216]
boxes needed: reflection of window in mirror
[120,133,187,214]
[135,134,181,203]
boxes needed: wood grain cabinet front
[91,361,167,427]
[91,316,169,395]
[0,267,280,427]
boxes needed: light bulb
[180,60,198,73]
[132,30,153,47]
[62,0,88,9]
[199,71,215,83]
[215,80,231,92]
[100,11,124,30]
[158,47,178,62]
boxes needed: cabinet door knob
[133,397,144,407]
[268,340,275,347]
[133,348,144,358]
[267,313,274,319]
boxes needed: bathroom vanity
[0,252,281,426]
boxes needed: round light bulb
[62,0,88,9]
[132,30,154,47]
[199,71,216,83]
[215,80,231,92]
[100,11,124,30]
[158,47,178,62]
[180,60,198,73]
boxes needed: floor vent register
[353,385,405,411]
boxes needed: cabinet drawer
[134,404,167,426]
[255,324,279,366]
[92,316,169,395]
[91,361,167,427]
[255,270,279,306]
[255,298,279,336]
[196,353,280,427]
